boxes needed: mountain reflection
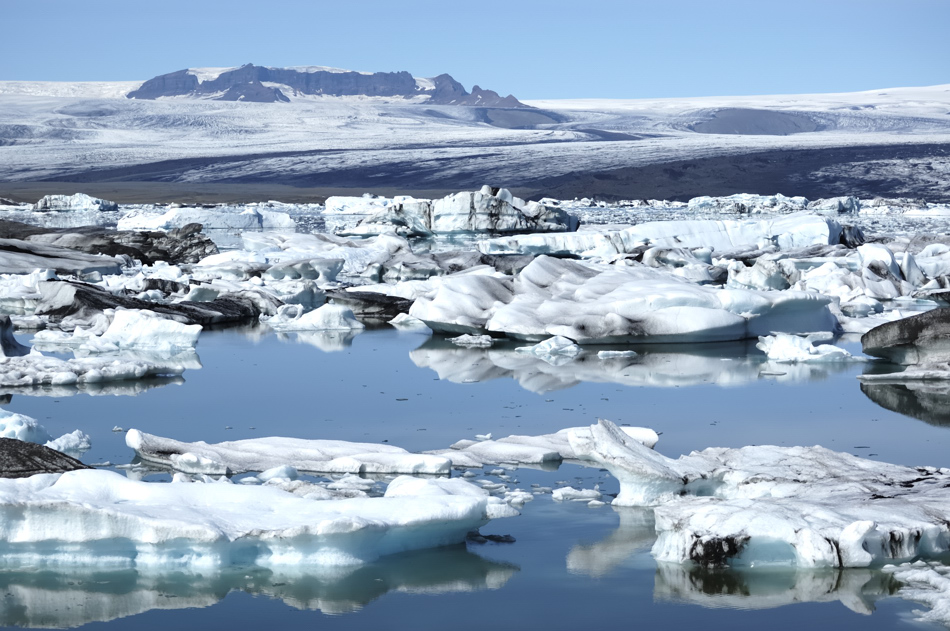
[411,338,855,393]
[0,546,518,628]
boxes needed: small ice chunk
[552,487,603,502]
[257,465,299,482]
[756,333,857,363]
[450,334,495,348]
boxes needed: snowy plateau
[2,66,950,629]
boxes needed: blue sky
[3,0,948,99]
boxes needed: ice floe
[117,207,295,231]
[756,333,858,363]
[126,429,452,475]
[570,419,950,568]
[32,308,202,353]
[0,469,504,567]
[0,409,90,458]
[262,303,365,332]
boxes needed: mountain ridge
[126,63,527,107]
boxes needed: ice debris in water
[569,419,950,568]
[755,333,859,363]
[884,561,950,627]
[515,336,582,358]
[32,308,202,353]
[449,334,495,348]
[262,303,365,332]
[0,470,507,568]
[0,409,90,457]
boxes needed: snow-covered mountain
[127,64,525,107]
[0,74,949,201]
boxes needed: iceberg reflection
[411,338,855,393]
[654,563,901,615]
[860,381,950,427]
[0,546,518,628]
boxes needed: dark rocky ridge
[128,64,526,107]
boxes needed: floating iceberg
[32,309,202,354]
[262,303,365,332]
[409,256,837,343]
[0,409,90,458]
[755,333,857,363]
[33,193,119,212]
[569,420,950,568]
[0,470,501,568]
[127,429,451,475]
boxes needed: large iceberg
[340,186,578,237]
[0,470,502,568]
[569,420,950,568]
[408,256,837,343]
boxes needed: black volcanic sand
[2,142,948,204]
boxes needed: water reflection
[411,338,856,394]
[861,381,950,427]
[654,564,901,615]
[567,508,656,577]
[0,376,186,399]
[275,330,360,352]
[0,546,517,628]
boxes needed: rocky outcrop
[862,309,950,365]
[0,438,92,478]
[127,64,528,108]
[0,220,218,265]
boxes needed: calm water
[2,326,947,630]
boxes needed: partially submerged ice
[127,429,452,475]
[32,308,202,353]
[0,469,504,567]
[756,333,857,363]
[409,256,837,343]
[570,420,950,568]
[1,317,188,388]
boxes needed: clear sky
[3,0,948,99]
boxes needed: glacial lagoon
[3,322,947,630]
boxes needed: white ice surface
[569,420,950,568]
[127,429,451,475]
[33,309,201,353]
[409,256,837,343]
[755,333,858,363]
[0,470,497,568]
[263,303,364,332]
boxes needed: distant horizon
[1,64,948,103]
[3,0,948,100]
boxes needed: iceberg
[409,256,837,343]
[262,303,364,332]
[126,429,452,475]
[755,333,857,363]
[0,469,502,568]
[477,213,841,258]
[569,420,950,568]
[33,193,119,212]
[117,207,295,231]
[32,308,202,353]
